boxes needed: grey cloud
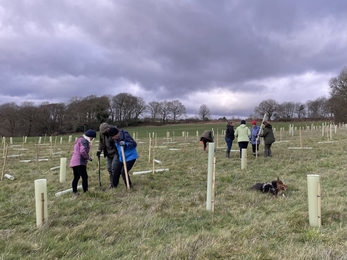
[0,0,346,117]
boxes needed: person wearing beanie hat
[69,129,96,197]
[225,121,235,158]
[110,128,138,189]
[96,123,119,188]
[250,121,261,156]
[107,127,119,137]
[234,120,251,158]
[259,121,275,157]
[85,129,97,138]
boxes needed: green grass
[1,122,346,259]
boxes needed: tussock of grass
[1,122,347,259]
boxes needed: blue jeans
[225,137,233,153]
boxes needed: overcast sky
[0,0,346,119]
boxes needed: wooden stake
[152,144,155,174]
[53,136,57,154]
[41,192,45,224]
[299,128,303,148]
[317,182,322,227]
[120,146,130,190]
[211,156,216,212]
[1,144,9,181]
[216,129,219,149]
[50,137,53,158]
[36,142,40,163]
[148,137,151,164]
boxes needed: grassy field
[1,121,346,260]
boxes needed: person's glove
[88,157,93,161]
[96,151,101,158]
[119,141,126,146]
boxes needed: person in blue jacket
[250,120,261,156]
[108,127,138,189]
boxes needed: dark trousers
[112,159,136,188]
[264,144,273,157]
[107,155,119,186]
[238,142,249,158]
[72,165,88,193]
[252,144,260,154]
[201,137,209,151]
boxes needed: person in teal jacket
[234,120,251,158]
[108,127,138,189]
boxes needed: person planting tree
[108,127,138,189]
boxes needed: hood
[239,124,248,129]
[99,122,109,134]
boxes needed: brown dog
[252,177,287,197]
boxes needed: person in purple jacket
[108,127,138,189]
[69,129,97,197]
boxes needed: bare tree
[0,102,19,136]
[147,101,162,123]
[112,93,146,126]
[329,67,347,123]
[65,96,83,132]
[159,101,171,123]
[36,102,67,134]
[294,102,306,118]
[18,101,40,136]
[131,97,147,121]
[169,100,186,122]
[306,97,327,118]
[254,99,278,120]
[276,102,295,119]
[199,104,211,121]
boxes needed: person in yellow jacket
[234,120,251,158]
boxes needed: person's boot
[109,173,114,188]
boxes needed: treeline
[0,93,187,137]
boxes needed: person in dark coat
[96,123,119,188]
[259,121,275,157]
[225,121,235,158]
[200,130,214,152]
[108,127,138,189]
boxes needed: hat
[241,120,246,124]
[99,122,109,131]
[85,129,96,138]
[108,127,119,137]
[252,120,257,125]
